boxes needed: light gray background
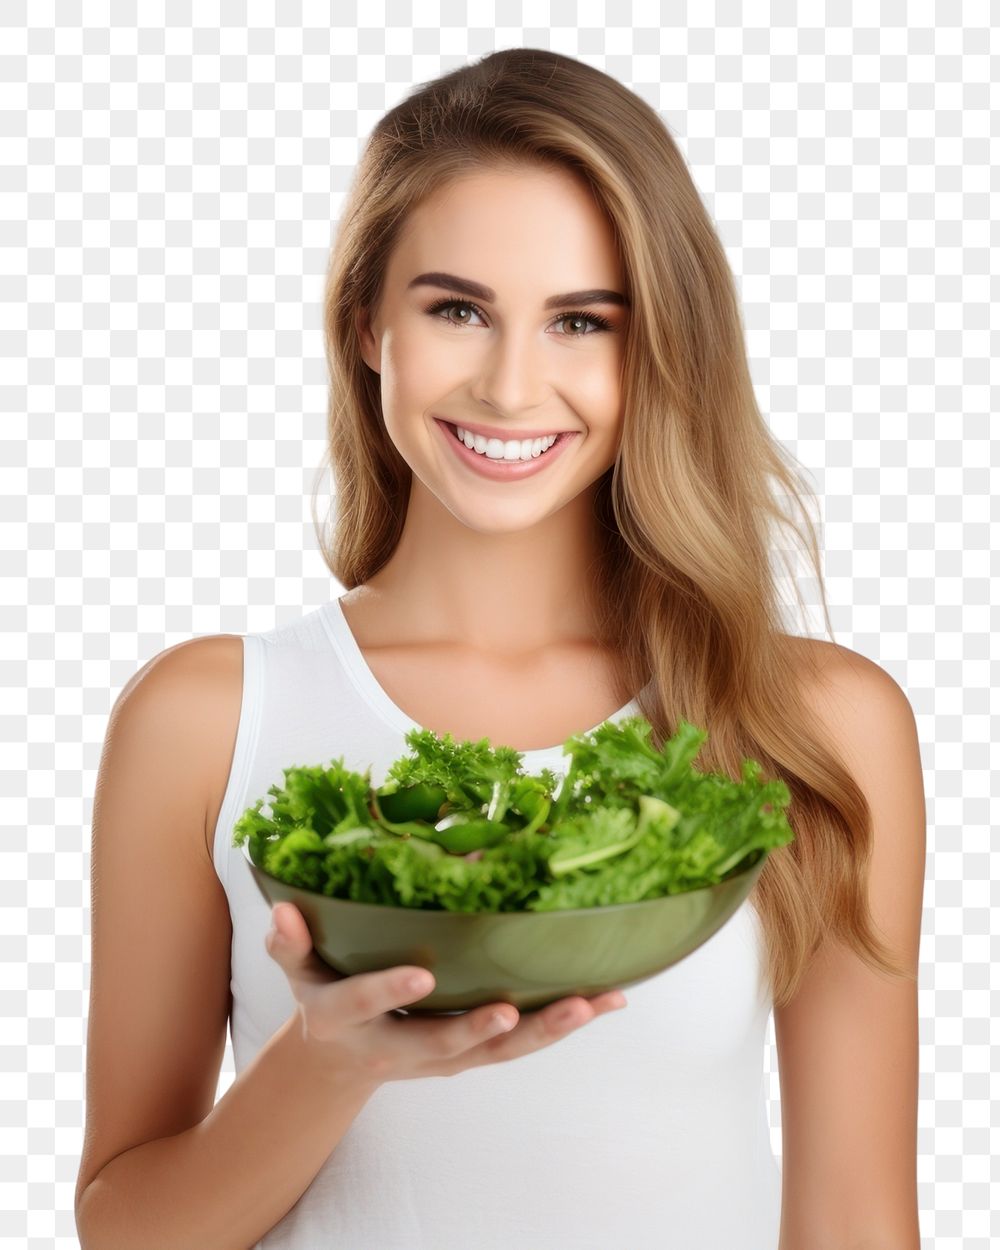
[3,7,995,1248]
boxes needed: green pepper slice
[374,781,449,824]
[431,815,510,855]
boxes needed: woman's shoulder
[777,633,916,769]
[778,631,906,699]
[117,633,244,700]
[113,634,246,864]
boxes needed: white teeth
[454,425,559,461]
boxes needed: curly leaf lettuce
[232,716,794,913]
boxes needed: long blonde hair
[311,47,912,1008]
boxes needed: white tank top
[211,598,783,1249]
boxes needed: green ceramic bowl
[241,840,767,1015]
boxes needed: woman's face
[357,166,629,536]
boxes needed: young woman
[75,49,925,1249]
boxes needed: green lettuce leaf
[232,716,794,912]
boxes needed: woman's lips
[434,417,578,482]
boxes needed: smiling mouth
[442,420,572,461]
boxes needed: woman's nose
[468,333,553,412]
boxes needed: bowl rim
[237,834,766,918]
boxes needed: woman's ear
[355,306,380,374]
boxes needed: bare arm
[775,644,925,1247]
[74,636,380,1250]
[77,1009,379,1250]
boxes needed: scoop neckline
[321,593,643,760]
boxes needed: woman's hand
[265,901,627,1084]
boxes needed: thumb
[266,902,310,956]
[265,903,340,986]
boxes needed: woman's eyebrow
[407,271,629,309]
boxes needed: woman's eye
[425,298,612,335]
[429,299,487,329]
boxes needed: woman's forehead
[387,177,625,295]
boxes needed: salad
[233,716,794,913]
